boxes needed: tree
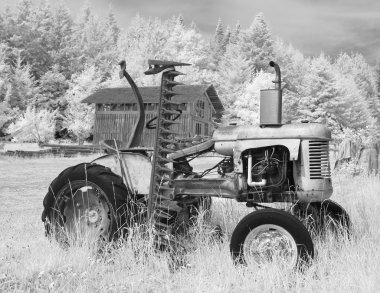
[297,55,337,124]
[233,70,274,124]
[5,0,55,78]
[273,39,309,123]
[106,8,120,44]
[217,41,254,117]
[239,13,274,71]
[229,21,241,44]
[335,53,379,122]
[6,105,57,142]
[49,2,74,78]
[63,3,119,79]
[0,43,14,133]
[209,18,226,67]
[36,65,69,111]
[5,54,40,111]
[376,62,380,93]
[63,65,102,144]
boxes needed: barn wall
[94,111,195,147]
[188,94,214,137]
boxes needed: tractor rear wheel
[42,163,136,245]
[310,200,351,236]
[292,200,351,237]
[230,209,314,268]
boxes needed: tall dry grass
[0,155,379,292]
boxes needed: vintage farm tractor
[42,60,350,267]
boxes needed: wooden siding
[94,111,195,147]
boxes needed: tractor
[42,60,350,268]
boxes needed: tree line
[0,0,379,145]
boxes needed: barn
[81,84,224,147]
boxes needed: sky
[1,0,379,63]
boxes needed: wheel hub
[243,224,298,267]
[87,209,100,224]
[63,186,111,242]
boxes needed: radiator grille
[309,140,331,179]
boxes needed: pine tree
[214,18,224,48]
[335,52,380,124]
[240,12,274,71]
[106,8,120,44]
[68,4,119,79]
[49,3,74,78]
[5,54,40,111]
[224,25,231,47]
[36,65,69,111]
[217,42,254,109]
[229,21,241,44]
[375,62,380,94]
[209,18,225,66]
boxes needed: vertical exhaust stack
[260,61,282,127]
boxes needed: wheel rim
[243,224,298,267]
[63,185,111,243]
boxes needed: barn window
[111,104,118,111]
[125,103,138,111]
[205,123,209,136]
[179,103,188,111]
[144,103,158,111]
[117,104,125,111]
[195,122,202,135]
[103,104,112,111]
[96,104,103,111]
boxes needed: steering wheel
[146,109,182,129]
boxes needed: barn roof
[82,84,224,116]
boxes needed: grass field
[0,155,379,292]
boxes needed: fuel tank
[213,123,331,156]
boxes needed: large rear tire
[41,163,137,245]
[311,200,351,236]
[293,200,351,237]
[230,209,314,268]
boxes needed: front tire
[230,209,314,268]
[42,163,137,245]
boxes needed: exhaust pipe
[260,61,282,127]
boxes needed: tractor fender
[92,153,152,195]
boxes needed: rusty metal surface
[174,177,238,198]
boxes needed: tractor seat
[168,140,215,160]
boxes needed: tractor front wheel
[42,163,135,245]
[230,209,314,268]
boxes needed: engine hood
[212,123,331,157]
[213,123,331,142]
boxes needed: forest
[0,0,379,145]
